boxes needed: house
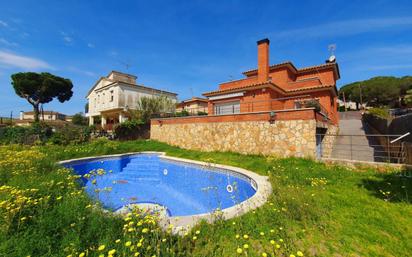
[202,38,339,124]
[176,97,208,114]
[86,71,178,130]
[151,38,340,158]
[20,111,67,121]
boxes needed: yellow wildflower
[297,251,304,256]
[125,241,132,247]
[236,248,243,254]
[98,245,105,251]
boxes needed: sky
[0,0,412,116]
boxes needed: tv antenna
[119,60,132,71]
[328,44,336,62]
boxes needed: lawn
[0,139,411,257]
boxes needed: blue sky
[0,0,412,116]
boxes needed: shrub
[114,120,149,141]
[304,100,321,112]
[175,110,190,117]
[48,125,91,145]
[367,107,390,119]
[0,123,52,145]
[197,111,208,116]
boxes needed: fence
[155,96,330,119]
[317,134,409,164]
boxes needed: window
[214,101,240,115]
[110,90,114,102]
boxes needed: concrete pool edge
[58,151,272,234]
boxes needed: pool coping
[58,152,272,234]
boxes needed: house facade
[20,111,67,121]
[151,39,340,158]
[202,38,339,125]
[86,71,178,130]
[176,97,208,114]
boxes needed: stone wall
[151,119,317,157]
[318,124,339,158]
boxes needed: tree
[339,76,412,108]
[130,95,175,123]
[11,72,73,122]
[71,112,87,126]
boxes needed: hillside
[339,76,412,107]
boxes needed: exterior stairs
[331,113,388,162]
[121,158,160,182]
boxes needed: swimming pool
[60,152,271,230]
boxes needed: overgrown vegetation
[367,107,391,119]
[0,123,91,145]
[0,140,411,256]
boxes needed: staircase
[331,113,387,162]
[121,157,160,182]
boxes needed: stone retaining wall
[151,119,318,157]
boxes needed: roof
[97,80,178,96]
[242,61,340,79]
[23,111,66,115]
[203,81,286,97]
[108,70,137,79]
[86,75,178,98]
[180,97,208,103]
[203,81,337,97]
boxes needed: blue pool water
[62,154,256,216]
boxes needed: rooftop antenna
[327,44,336,63]
[119,59,132,71]
[190,87,193,98]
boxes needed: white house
[86,71,178,130]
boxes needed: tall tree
[11,72,73,122]
[339,76,412,107]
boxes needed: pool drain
[163,169,168,175]
[226,184,233,193]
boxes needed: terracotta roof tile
[203,81,336,97]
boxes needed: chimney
[257,38,270,82]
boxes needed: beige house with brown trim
[86,71,178,130]
[176,97,208,114]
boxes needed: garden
[0,139,411,257]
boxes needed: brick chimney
[257,38,270,82]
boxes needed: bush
[48,125,91,145]
[304,100,321,112]
[114,120,149,141]
[367,107,390,119]
[0,123,52,145]
[175,110,190,117]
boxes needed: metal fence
[156,95,329,119]
[316,133,409,163]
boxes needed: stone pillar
[119,113,124,123]
[89,116,94,126]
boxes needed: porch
[88,109,130,131]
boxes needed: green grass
[1,139,411,256]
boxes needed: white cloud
[0,38,18,47]
[273,17,412,41]
[87,43,95,48]
[0,20,8,27]
[0,51,52,69]
[60,31,74,45]
[67,66,96,77]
